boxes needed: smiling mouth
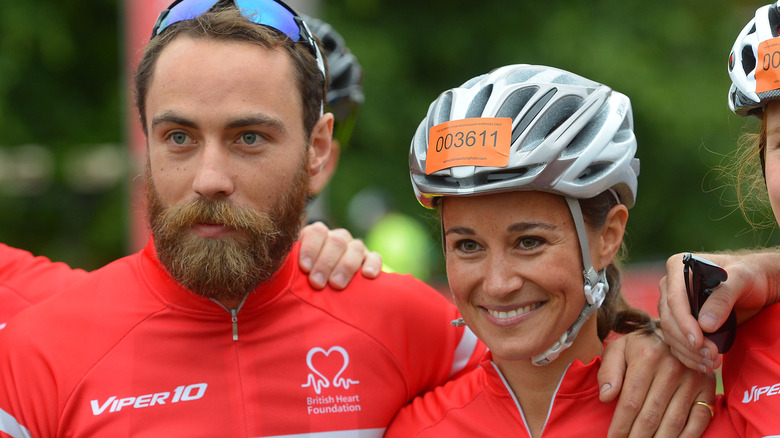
[486,302,543,319]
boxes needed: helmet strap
[531,197,609,366]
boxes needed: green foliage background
[0,0,775,273]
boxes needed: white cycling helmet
[409,64,639,365]
[728,2,780,116]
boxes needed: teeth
[488,303,540,319]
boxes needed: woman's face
[442,191,606,361]
[764,100,780,222]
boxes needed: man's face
[143,35,324,305]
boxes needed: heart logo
[301,346,360,394]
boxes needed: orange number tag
[756,37,780,93]
[425,117,512,175]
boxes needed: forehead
[442,191,570,225]
[145,35,303,130]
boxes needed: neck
[493,316,603,437]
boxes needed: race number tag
[756,37,780,93]
[425,117,512,175]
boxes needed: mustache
[157,197,273,233]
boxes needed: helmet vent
[741,45,756,74]
[521,94,581,152]
[496,87,538,120]
[433,91,453,127]
[561,107,608,159]
[577,162,612,182]
[485,166,539,182]
[466,84,493,118]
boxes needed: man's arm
[658,250,780,372]
[598,330,715,438]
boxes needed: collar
[481,351,603,399]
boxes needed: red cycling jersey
[0,241,483,438]
[0,244,87,328]
[385,352,616,437]
[702,301,780,438]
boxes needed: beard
[146,159,310,304]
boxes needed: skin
[441,191,626,437]
[658,100,780,371]
[143,35,332,308]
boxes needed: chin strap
[531,197,609,366]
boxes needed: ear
[307,113,334,178]
[309,139,340,195]
[593,204,628,271]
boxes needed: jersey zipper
[212,295,249,341]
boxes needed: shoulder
[0,252,160,356]
[291,270,455,318]
[385,366,491,437]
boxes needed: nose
[482,254,523,298]
[191,143,235,200]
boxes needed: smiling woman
[385,64,664,438]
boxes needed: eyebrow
[150,111,286,135]
[444,222,555,237]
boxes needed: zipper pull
[231,308,238,341]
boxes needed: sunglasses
[682,253,736,353]
[151,0,326,83]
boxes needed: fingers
[361,251,382,279]
[607,332,666,438]
[599,335,628,403]
[298,221,382,290]
[298,221,329,275]
[677,381,716,438]
[652,364,713,437]
[658,254,708,370]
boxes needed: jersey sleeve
[0,316,60,438]
[0,243,88,322]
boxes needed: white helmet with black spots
[728,2,780,116]
[301,14,364,146]
[409,64,639,365]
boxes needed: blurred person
[384,64,716,438]
[658,2,780,436]
[0,2,485,436]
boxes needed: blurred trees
[0,0,773,273]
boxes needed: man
[0,3,482,437]
[0,2,712,437]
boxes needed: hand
[599,331,715,438]
[298,221,382,290]
[658,251,780,372]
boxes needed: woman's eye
[456,240,481,252]
[518,237,541,249]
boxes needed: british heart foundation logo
[301,346,360,395]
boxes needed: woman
[658,2,780,436]
[385,64,713,437]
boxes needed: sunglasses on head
[151,0,326,83]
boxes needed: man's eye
[241,133,258,144]
[171,132,189,144]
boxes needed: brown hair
[723,113,775,228]
[578,191,656,341]
[134,7,326,141]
